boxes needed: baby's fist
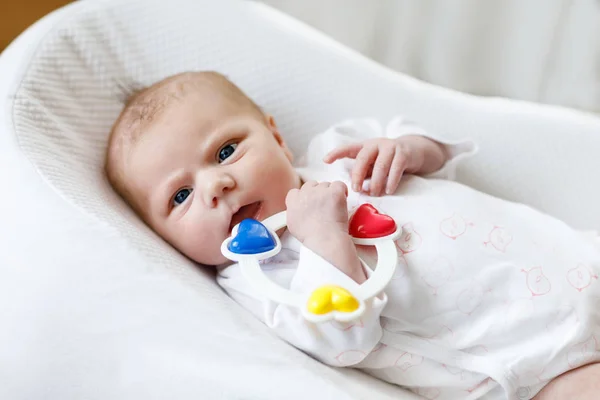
[285,181,349,244]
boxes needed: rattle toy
[221,204,401,323]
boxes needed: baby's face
[124,91,300,265]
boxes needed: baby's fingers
[385,147,409,195]
[285,187,300,208]
[351,146,378,192]
[323,143,363,164]
[330,180,349,197]
[369,146,395,196]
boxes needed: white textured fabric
[1,0,600,399]
[220,119,600,399]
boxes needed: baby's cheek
[174,215,225,265]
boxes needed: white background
[261,0,600,114]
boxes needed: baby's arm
[286,180,366,283]
[218,180,385,366]
[398,135,449,175]
[315,117,475,196]
[218,251,385,367]
[324,133,448,197]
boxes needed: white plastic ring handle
[221,209,401,323]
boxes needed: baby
[106,71,600,400]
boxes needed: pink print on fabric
[422,256,454,295]
[521,267,552,297]
[567,335,598,368]
[330,319,364,331]
[518,365,549,387]
[444,347,490,381]
[483,226,513,252]
[423,325,454,344]
[392,254,409,281]
[395,352,424,371]
[456,281,491,315]
[440,213,473,240]
[335,350,366,366]
[396,223,422,254]
[465,345,489,356]
[371,343,387,353]
[466,378,492,395]
[567,264,598,292]
[443,364,465,379]
[443,364,482,382]
[414,387,441,399]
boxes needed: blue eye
[173,188,193,206]
[218,143,238,163]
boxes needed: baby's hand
[323,136,429,196]
[286,181,366,283]
[285,181,350,244]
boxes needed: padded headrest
[11,0,457,253]
[12,0,600,236]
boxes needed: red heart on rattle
[349,204,397,239]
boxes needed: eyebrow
[203,121,248,158]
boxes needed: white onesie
[217,117,600,400]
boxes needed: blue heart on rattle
[228,219,276,254]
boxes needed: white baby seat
[1,0,600,399]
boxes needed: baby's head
[106,71,301,265]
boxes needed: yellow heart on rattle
[307,285,360,315]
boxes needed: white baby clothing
[217,117,600,400]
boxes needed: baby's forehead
[124,75,200,127]
[124,72,254,133]
[113,71,263,172]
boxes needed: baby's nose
[205,174,235,207]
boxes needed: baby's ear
[266,114,293,162]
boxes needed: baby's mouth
[229,201,263,232]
